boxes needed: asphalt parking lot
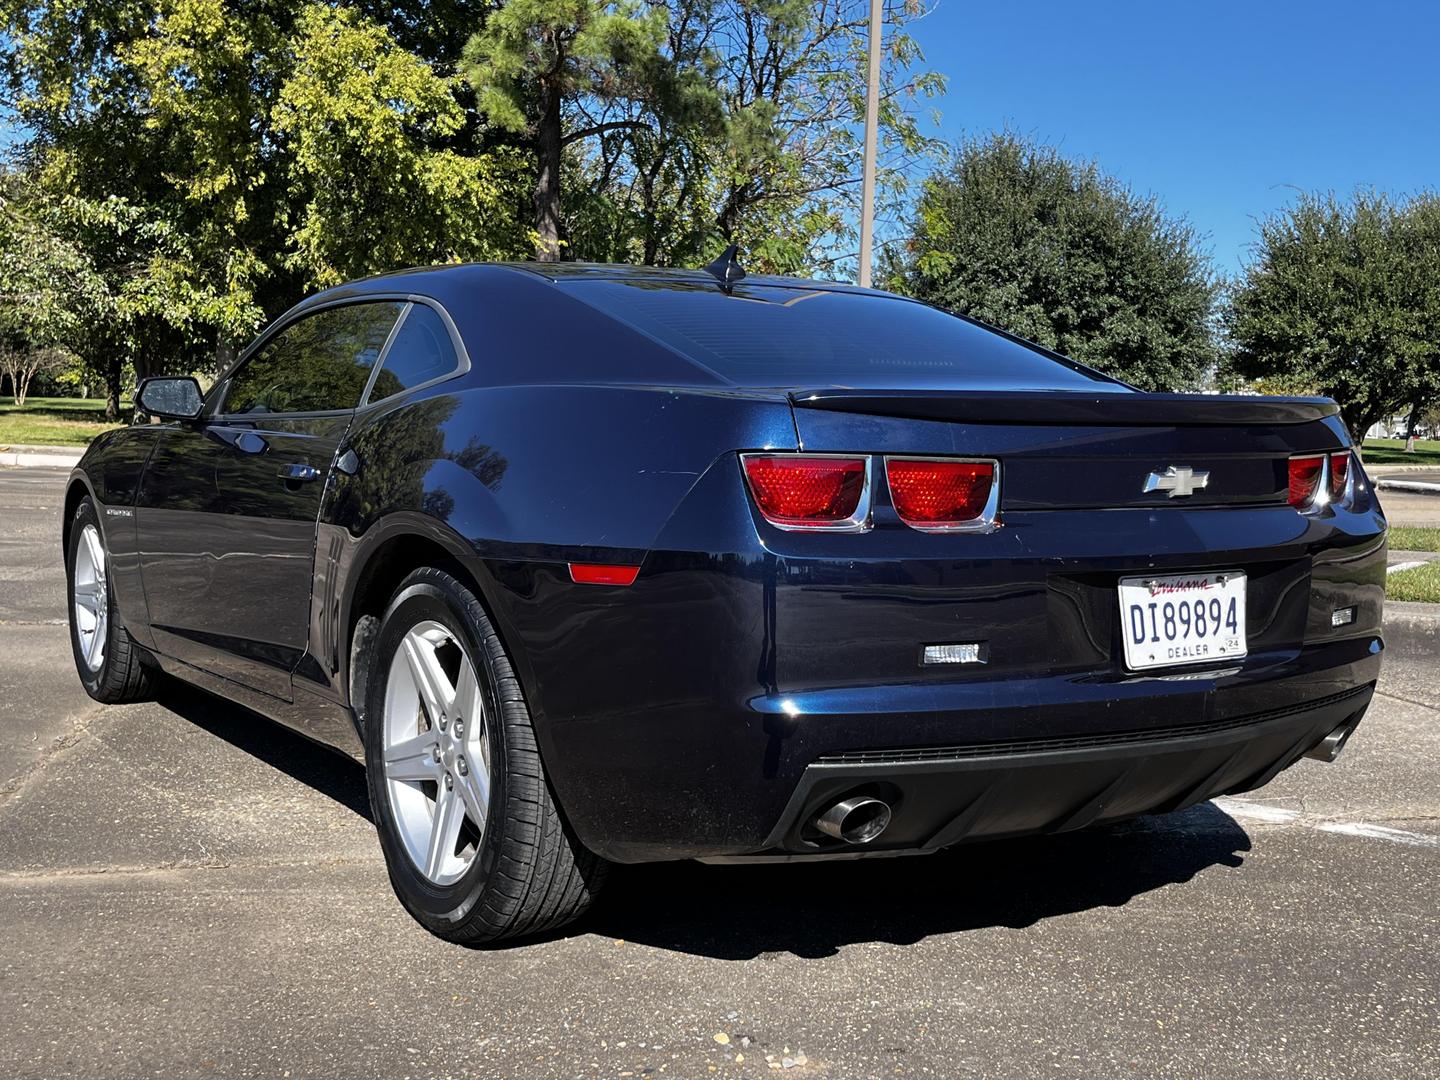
[2,466,1437,1079]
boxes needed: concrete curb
[1376,479,1440,496]
[1383,602,1440,661]
[1386,600,1440,621]
[1363,463,1440,475]
[0,446,82,469]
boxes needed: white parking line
[1215,797,1300,824]
[1215,797,1440,850]
[1315,821,1440,849]
[1387,560,1428,574]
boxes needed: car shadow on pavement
[148,684,1251,959]
[156,682,373,822]
[587,805,1251,960]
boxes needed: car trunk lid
[788,388,1348,510]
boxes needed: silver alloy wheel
[72,523,108,672]
[381,620,492,886]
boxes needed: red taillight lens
[1328,452,1351,500]
[1289,455,1325,508]
[886,458,997,530]
[742,455,868,529]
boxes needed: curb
[1386,600,1440,621]
[0,447,82,469]
[1383,602,1440,661]
[1376,479,1440,496]
[1362,463,1440,475]
[0,449,82,469]
[1384,601,1440,655]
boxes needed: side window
[366,304,462,405]
[223,301,404,415]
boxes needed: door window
[365,304,463,405]
[223,302,404,415]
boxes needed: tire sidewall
[66,497,111,697]
[364,576,510,926]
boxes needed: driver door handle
[278,463,322,483]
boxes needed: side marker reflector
[569,563,641,586]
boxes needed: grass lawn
[1386,561,1440,603]
[1387,526,1440,553]
[0,396,128,447]
[1361,437,1440,465]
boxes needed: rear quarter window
[366,304,462,404]
[563,280,1117,391]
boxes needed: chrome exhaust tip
[1304,719,1360,763]
[814,796,892,845]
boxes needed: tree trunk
[533,78,564,263]
[133,351,159,385]
[104,358,123,422]
[215,340,238,377]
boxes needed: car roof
[314,260,891,299]
[494,261,884,295]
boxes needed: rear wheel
[364,567,607,943]
[66,496,156,703]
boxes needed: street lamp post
[857,0,882,288]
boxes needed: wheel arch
[61,470,97,553]
[335,513,533,739]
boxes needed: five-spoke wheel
[72,523,109,673]
[382,621,493,885]
[364,566,607,943]
[65,495,155,703]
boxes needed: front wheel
[66,496,155,703]
[364,566,607,943]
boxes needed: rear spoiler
[788,389,1341,427]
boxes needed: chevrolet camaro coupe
[64,256,1387,943]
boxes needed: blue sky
[907,0,1439,272]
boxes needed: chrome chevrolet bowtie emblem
[1143,465,1210,498]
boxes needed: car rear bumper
[754,680,1373,857]
[535,630,1382,862]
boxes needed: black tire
[364,566,607,944]
[66,496,156,704]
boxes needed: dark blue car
[64,261,1387,942]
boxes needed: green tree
[48,191,230,417]
[891,132,1219,391]
[275,4,531,287]
[2,0,297,388]
[561,0,944,274]
[0,177,103,379]
[1226,190,1440,439]
[462,0,679,262]
[1,0,532,386]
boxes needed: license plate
[1118,571,1247,671]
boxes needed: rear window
[563,280,1118,390]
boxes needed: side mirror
[136,376,204,421]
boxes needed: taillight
[1328,452,1351,500]
[741,454,870,530]
[1288,455,1325,508]
[885,457,998,531]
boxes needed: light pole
[857,0,882,288]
